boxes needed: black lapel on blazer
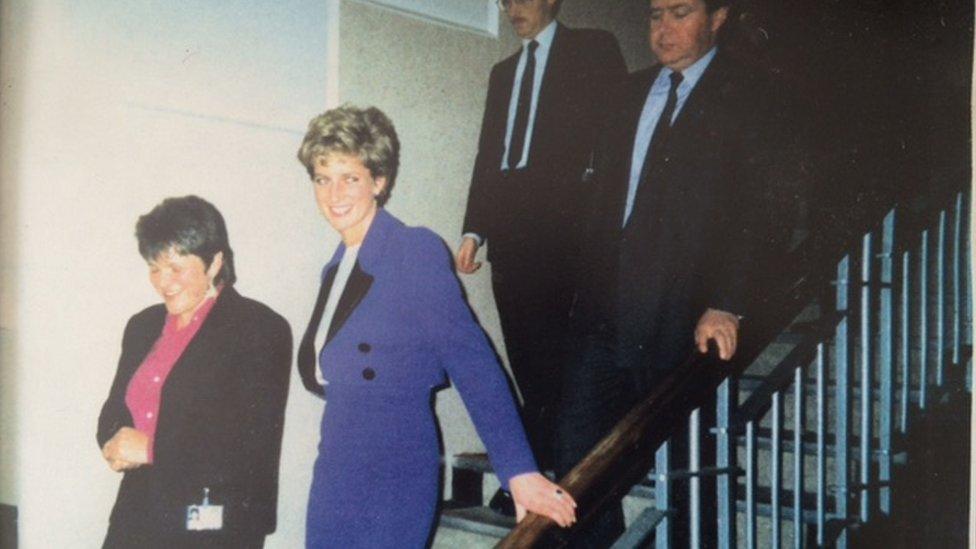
[532,24,567,146]
[325,261,373,345]
[154,286,239,449]
[297,266,338,395]
[130,310,167,374]
[606,68,663,225]
[493,55,519,152]
[621,67,664,181]
[666,54,728,141]
[164,286,237,380]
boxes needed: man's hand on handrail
[695,308,740,360]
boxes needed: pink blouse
[124,292,219,463]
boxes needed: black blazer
[462,23,626,262]
[97,286,292,539]
[574,52,805,371]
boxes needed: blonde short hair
[297,104,400,206]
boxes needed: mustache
[510,16,526,24]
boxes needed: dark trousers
[491,257,574,471]
[556,333,717,548]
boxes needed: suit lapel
[166,287,234,382]
[297,266,338,393]
[621,68,663,190]
[154,287,237,446]
[666,54,727,144]
[606,68,662,227]
[533,24,567,145]
[493,54,519,150]
[325,262,373,345]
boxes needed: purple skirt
[306,387,440,548]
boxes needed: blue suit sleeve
[406,230,538,488]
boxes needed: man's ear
[710,6,730,34]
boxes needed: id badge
[186,487,223,531]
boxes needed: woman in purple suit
[295,105,576,547]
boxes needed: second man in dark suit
[558,0,806,545]
[455,0,627,502]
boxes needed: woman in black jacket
[97,196,291,548]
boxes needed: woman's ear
[207,251,224,282]
[373,176,388,198]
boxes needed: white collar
[522,19,557,51]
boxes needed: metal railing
[498,185,970,547]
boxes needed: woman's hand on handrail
[101,427,149,472]
[509,472,577,527]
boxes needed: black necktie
[507,40,538,169]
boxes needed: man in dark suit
[456,0,627,507]
[557,0,802,545]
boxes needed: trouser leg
[555,334,640,548]
[492,262,572,471]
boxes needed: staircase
[434,190,971,548]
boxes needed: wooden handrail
[498,263,816,547]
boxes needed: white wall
[0,1,334,546]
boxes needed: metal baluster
[746,421,757,549]
[716,379,736,549]
[965,193,973,351]
[919,230,929,409]
[965,194,973,390]
[900,249,911,433]
[834,254,852,549]
[771,391,782,548]
[952,192,963,366]
[689,409,701,549]
[793,367,804,549]
[879,210,894,514]
[936,210,946,385]
[655,441,670,549]
[816,343,827,545]
[860,232,873,522]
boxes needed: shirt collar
[322,208,397,277]
[522,19,557,53]
[660,46,718,90]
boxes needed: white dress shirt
[501,19,558,171]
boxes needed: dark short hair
[135,195,236,286]
[552,0,564,16]
[704,0,731,12]
[297,104,400,207]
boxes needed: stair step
[453,452,495,473]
